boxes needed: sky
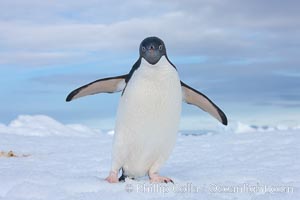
[0,0,300,129]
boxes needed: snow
[0,115,299,200]
[0,115,100,137]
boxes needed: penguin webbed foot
[105,171,119,183]
[149,173,174,184]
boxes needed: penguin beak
[149,49,155,55]
[148,45,156,55]
[148,45,155,51]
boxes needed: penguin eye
[142,46,146,52]
[159,45,163,51]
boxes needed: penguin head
[139,36,167,65]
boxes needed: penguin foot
[105,171,119,183]
[149,173,174,184]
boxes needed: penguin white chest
[113,56,182,177]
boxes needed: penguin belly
[112,57,182,178]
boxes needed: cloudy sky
[1,0,299,129]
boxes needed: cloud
[273,70,300,78]
[0,0,300,125]
[30,74,103,85]
[0,1,298,51]
[0,0,299,70]
[0,51,87,67]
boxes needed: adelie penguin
[66,36,228,183]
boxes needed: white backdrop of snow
[0,115,299,200]
[0,115,100,137]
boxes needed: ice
[220,121,300,134]
[0,115,299,200]
[0,115,100,137]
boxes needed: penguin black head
[139,36,167,65]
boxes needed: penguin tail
[118,168,134,182]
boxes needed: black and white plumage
[66,36,227,183]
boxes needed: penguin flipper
[181,81,228,125]
[66,75,127,102]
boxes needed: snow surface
[0,115,299,200]
[0,115,100,137]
